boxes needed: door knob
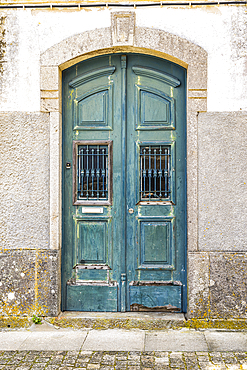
[128,208,134,214]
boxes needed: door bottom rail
[130,303,181,312]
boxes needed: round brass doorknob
[128,208,134,214]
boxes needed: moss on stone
[185,319,247,330]
[0,316,31,329]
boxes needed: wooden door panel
[136,86,175,130]
[129,284,182,312]
[75,219,107,264]
[138,218,175,270]
[73,85,113,130]
[66,285,118,311]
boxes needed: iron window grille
[140,145,171,201]
[73,141,112,205]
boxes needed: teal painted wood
[125,55,186,312]
[67,285,118,311]
[62,54,187,312]
[129,284,182,311]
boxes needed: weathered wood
[62,54,187,312]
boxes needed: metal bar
[96,146,100,200]
[102,148,105,197]
[143,148,146,198]
[167,148,170,197]
[148,146,152,200]
[159,146,162,198]
[86,146,89,200]
[91,148,95,197]
[78,150,81,197]
[79,148,83,197]
[105,148,108,198]
[154,148,157,198]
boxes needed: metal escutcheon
[128,208,134,214]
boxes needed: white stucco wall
[0,6,246,112]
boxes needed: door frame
[40,16,208,315]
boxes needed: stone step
[47,311,186,330]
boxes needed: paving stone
[127,361,139,365]
[128,355,140,360]
[19,332,87,351]
[0,350,244,369]
[101,354,115,365]
[49,360,64,365]
[76,359,90,364]
[90,354,103,363]
[197,364,212,370]
[77,356,91,361]
[116,356,128,361]
[0,359,10,364]
[115,364,127,369]
[82,330,145,351]
[197,355,210,361]
[7,360,26,365]
[79,351,93,356]
[155,357,169,364]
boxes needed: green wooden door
[62,54,187,312]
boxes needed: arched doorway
[62,53,187,312]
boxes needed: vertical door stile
[120,55,127,312]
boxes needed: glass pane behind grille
[140,145,170,201]
[77,145,108,201]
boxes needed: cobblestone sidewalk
[0,350,246,369]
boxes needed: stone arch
[41,17,207,314]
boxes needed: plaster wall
[0,6,246,112]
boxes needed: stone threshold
[0,312,185,330]
[1,313,247,331]
[47,311,186,330]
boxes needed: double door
[62,53,187,312]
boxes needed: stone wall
[0,112,59,316]
[188,112,247,319]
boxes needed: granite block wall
[188,112,247,319]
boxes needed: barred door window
[73,141,112,205]
[140,145,172,201]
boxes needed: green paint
[62,54,187,312]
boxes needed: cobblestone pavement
[0,350,246,369]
